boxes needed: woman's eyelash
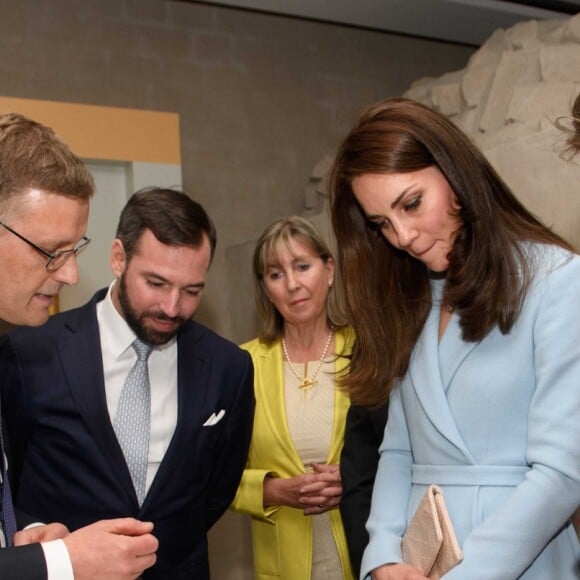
[367,219,389,232]
[405,196,421,210]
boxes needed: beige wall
[0,0,475,576]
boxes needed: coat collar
[407,296,476,462]
[59,290,137,503]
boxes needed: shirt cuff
[41,539,74,580]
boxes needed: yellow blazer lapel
[253,340,305,474]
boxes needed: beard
[117,273,188,346]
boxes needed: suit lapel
[59,290,136,504]
[143,322,206,506]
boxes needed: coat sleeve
[230,467,281,521]
[229,355,282,522]
[339,404,387,577]
[203,351,255,530]
[0,542,47,579]
[360,385,414,578]
[0,334,27,489]
[0,339,46,580]
[443,256,580,579]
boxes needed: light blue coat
[362,244,580,579]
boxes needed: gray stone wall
[405,14,580,248]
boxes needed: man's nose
[160,291,181,318]
[52,255,80,286]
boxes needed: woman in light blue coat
[330,97,580,579]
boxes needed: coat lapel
[438,313,479,390]
[256,341,305,473]
[59,290,136,504]
[408,301,475,462]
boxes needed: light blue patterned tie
[113,338,153,506]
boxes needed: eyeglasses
[0,221,91,272]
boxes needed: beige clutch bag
[401,484,463,579]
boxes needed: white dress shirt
[97,282,178,493]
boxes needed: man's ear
[110,239,126,278]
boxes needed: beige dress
[283,358,343,580]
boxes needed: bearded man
[0,187,254,580]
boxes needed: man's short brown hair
[0,112,94,210]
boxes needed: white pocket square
[203,409,226,426]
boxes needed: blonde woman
[232,216,354,580]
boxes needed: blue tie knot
[133,339,153,361]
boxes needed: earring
[328,279,334,287]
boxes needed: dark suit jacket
[0,543,46,580]
[0,401,47,578]
[0,288,255,579]
[0,505,47,580]
[339,403,388,577]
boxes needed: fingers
[300,479,342,494]
[270,470,343,509]
[65,521,159,579]
[14,522,70,545]
[13,528,42,546]
[300,470,343,513]
[135,552,158,575]
[310,463,341,478]
[311,462,340,475]
[125,530,159,557]
[303,495,341,515]
[299,470,341,494]
[93,517,155,536]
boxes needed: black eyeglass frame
[0,221,91,272]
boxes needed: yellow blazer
[232,327,355,580]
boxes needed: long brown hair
[556,92,580,159]
[331,98,572,407]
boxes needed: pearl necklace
[282,328,333,390]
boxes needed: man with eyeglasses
[0,221,90,326]
[0,112,158,580]
[0,221,90,271]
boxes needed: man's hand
[14,522,70,545]
[64,518,158,580]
